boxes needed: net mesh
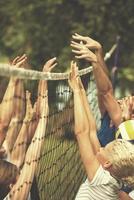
[0,66,101,200]
[34,74,101,200]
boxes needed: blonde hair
[107,139,134,188]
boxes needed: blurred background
[0,0,134,97]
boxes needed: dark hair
[0,160,19,199]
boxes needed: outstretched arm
[11,91,33,168]
[11,57,57,169]
[36,57,57,118]
[72,33,109,75]
[7,57,57,200]
[3,55,27,154]
[0,55,26,127]
[0,55,27,147]
[68,61,100,181]
[76,77,101,154]
[71,34,122,127]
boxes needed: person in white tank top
[68,61,134,200]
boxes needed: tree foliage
[0,0,134,93]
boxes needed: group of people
[0,33,134,200]
[0,55,57,199]
[70,33,134,200]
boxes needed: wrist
[73,88,81,93]
[92,61,99,69]
[96,43,102,51]
[95,46,103,56]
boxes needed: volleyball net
[33,73,101,200]
[0,43,116,200]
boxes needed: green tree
[0,0,134,94]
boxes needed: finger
[74,62,79,77]
[43,62,57,72]
[45,57,57,67]
[17,54,27,63]
[72,49,82,55]
[75,55,87,59]
[16,57,27,68]
[47,63,57,72]
[51,62,57,69]
[72,33,86,41]
[71,42,87,50]
[75,55,85,59]
[75,33,85,38]
[47,57,57,63]
[15,54,27,65]
[72,35,82,41]
[80,49,90,54]
[12,56,20,65]
[71,40,83,47]
[74,33,92,41]
[71,44,83,51]
[70,60,73,71]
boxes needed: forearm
[28,119,38,144]
[13,79,26,119]
[36,80,47,117]
[80,88,96,130]
[11,93,32,168]
[11,123,29,168]
[95,47,109,76]
[74,89,89,135]
[8,91,48,200]
[92,61,113,95]
[74,90,92,164]
[0,79,16,126]
[80,89,100,153]
[21,93,48,162]
[93,48,122,126]
[0,129,6,147]
[73,89,100,181]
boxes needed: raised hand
[120,96,134,121]
[36,57,57,118]
[11,54,27,68]
[72,33,102,50]
[71,41,97,63]
[43,57,57,72]
[0,55,27,147]
[68,61,80,91]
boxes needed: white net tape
[0,64,93,80]
[0,43,117,80]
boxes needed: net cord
[0,43,117,80]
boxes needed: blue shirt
[97,112,132,194]
[97,112,117,147]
